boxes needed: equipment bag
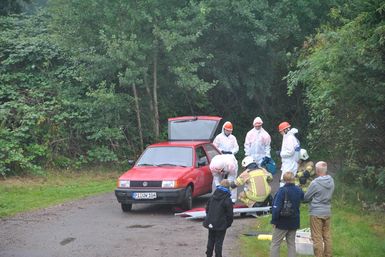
[260,157,276,175]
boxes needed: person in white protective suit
[209,154,238,203]
[278,121,301,187]
[213,121,239,155]
[244,117,271,165]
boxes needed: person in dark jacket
[203,179,234,257]
[270,172,304,257]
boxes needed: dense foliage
[0,14,135,176]
[199,0,339,138]
[0,14,66,175]
[0,0,32,16]
[287,0,385,193]
[1,0,384,195]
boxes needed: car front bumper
[115,188,186,205]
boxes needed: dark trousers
[206,229,226,257]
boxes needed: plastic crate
[295,228,314,255]
[296,236,314,255]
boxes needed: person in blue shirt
[270,172,304,257]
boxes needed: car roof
[149,141,211,148]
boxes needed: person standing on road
[209,154,238,203]
[213,121,239,155]
[203,179,234,257]
[278,121,301,187]
[244,117,271,165]
[270,172,304,257]
[304,161,335,257]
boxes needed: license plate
[132,192,157,199]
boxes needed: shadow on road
[123,193,211,215]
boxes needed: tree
[287,0,385,191]
[196,0,340,147]
[0,13,69,175]
[1,0,353,176]
[0,0,32,16]
[49,0,215,145]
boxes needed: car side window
[195,147,208,167]
[203,144,220,162]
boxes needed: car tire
[181,186,193,211]
[121,203,132,212]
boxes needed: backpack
[279,188,294,217]
[260,157,276,175]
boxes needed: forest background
[1,0,384,202]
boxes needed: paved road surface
[0,194,252,257]
[0,171,281,257]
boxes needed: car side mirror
[128,160,135,166]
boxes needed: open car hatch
[168,116,222,141]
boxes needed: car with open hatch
[115,116,222,212]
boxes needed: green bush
[287,1,385,194]
[337,163,385,201]
[87,146,118,163]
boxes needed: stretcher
[175,205,271,219]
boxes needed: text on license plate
[133,192,157,199]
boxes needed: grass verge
[0,169,121,218]
[239,201,385,257]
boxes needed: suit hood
[288,128,298,135]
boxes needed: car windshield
[136,146,193,167]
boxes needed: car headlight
[119,180,130,188]
[162,180,176,188]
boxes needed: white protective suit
[209,154,238,202]
[280,128,301,180]
[213,124,239,155]
[244,127,271,164]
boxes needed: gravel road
[0,193,254,257]
[0,172,281,257]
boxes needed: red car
[115,116,222,212]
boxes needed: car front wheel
[121,203,132,212]
[181,186,193,210]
